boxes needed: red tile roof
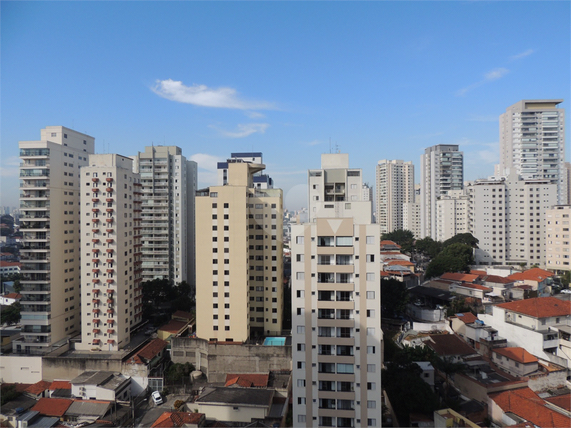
[134,338,168,363]
[2,293,22,299]
[387,260,414,266]
[426,334,477,357]
[0,261,21,268]
[483,275,513,284]
[545,394,571,412]
[158,319,188,334]
[380,240,401,248]
[25,380,52,396]
[452,312,478,324]
[493,347,538,364]
[441,272,480,283]
[151,411,205,427]
[31,397,72,417]
[225,373,269,387]
[507,268,554,283]
[496,297,571,318]
[490,387,571,428]
[453,282,492,292]
[470,270,487,276]
[49,381,71,390]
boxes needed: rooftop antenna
[329,138,332,154]
[335,143,340,154]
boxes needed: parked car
[144,327,156,336]
[151,391,163,405]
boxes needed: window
[366,291,375,299]
[297,415,306,423]
[367,346,376,354]
[297,379,305,388]
[296,236,304,244]
[366,273,375,281]
[367,327,375,336]
[366,235,375,244]
[367,382,376,390]
[336,236,353,246]
[296,272,305,280]
[297,326,305,334]
[337,363,354,374]
[297,397,306,405]
[368,419,377,427]
[367,309,375,318]
[367,401,376,409]
[367,364,376,373]
[297,343,305,351]
[297,361,305,369]
[366,254,375,262]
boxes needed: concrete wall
[453,373,526,403]
[0,355,42,383]
[186,402,268,423]
[171,337,291,383]
[527,365,568,391]
[42,355,123,381]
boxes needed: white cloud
[510,49,535,61]
[245,111,265,119]
[456,68,509,96]
[189,153,225,172]
[305,140,322,146]
[210,123,270,138]
[152,79,275,110]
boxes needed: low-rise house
[407,286,453,323]
[24,380,51,399]
[0,326,21,352]
[449,312,478,340]
[225,373,269,388]
[491,347,538,377]
[189,387,275,424]
[64,399,113,424]
[507,268,555,296]
[488,387,571,428]
[123,338,169,395]
[0,394,37,424]
[424,333,479,363]
[440,273,480,284]
[416,361,435,391]
[49,380,72,398]
[158,319,189,341]
[434,408,479,428]
[449,282,493,301]
[0,261,21,276]
[1,293,22,305]
[71,370,131,401]
[479,297,571,368]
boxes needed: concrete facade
[375,160,414,234]
[499,99,567,205]
[545,205,571,272]
[435,189,469,242]
[17,126,95,354]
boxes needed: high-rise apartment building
[195,158,283,341]
[375,160,414,234]
[545,205,571,273]
[498,99,567,205]
[217,152,274,189]
[421,145,464,238]
[292,154,382,428]
[468,171,557,266]
[77,154,143,351]
[135,146,197,285]
[435,190,469,242]
[403,202,421,239]
[308,154,371,224]
[16,126,94,354]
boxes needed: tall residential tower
[16,126,94,354]
[375,159,414,234]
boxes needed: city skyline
[2,1,570,210]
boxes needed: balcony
[106,187,113,193]
[106,218,113,223]
[106,228,114,233]
[106,238,114,243]
[92,229,99,234]
[92,198,99,203]
[92,178,99,182]
[106,198,114,203]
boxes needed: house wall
[0,355,42,383]
[407,304,446,322]
[186,402,268,423]
[527,366,568,391]
[491,352,538,377]
[42,355,122,381]
[453,374,526,403]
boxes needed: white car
[151,391,163,405]
[560,289,571,294]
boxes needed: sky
[1,1,570,210]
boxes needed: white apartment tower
[469,171,557,266]
[195,158,284,341]
[292,154,382,428]
[435,189,469,242]
[135,146,197,285]
[421,145,464,238]
[375,160,414,234]
[17,126,94,354]
[545,205,571,273]
[77,154,143,351]
[499,100,567,205]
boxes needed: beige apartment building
[16,126,94,354]
[135,146,197,285]
[545,205,571,273]
[195,159,283,342]
[77,154,143,351]
[498,99,567,205]
[376,159,414,234]
[292,154,382,428]
[435,189,469,242]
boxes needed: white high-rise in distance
[498,99,567,205]
[376,159,414,234]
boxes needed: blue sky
[1,1,569,210]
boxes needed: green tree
[432,356,467,398]
[442,233,479,249]
[1,384,21,405]
[425,243,474,279]
[381,278,410,317]
[415,237,442,259]
[1,302,21,325]
[561,271,570,288]
[381,229,415,254]
[166,362,196,383]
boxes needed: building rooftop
[196,386,274,407]
[426,334,477,357]
[225,373,269,388]
[151,411,205,427]
[489,387,571,428]
[451,312,478,325]
[493,347,538,364]
[25,380,52,396]
[496,297,571,318]
[49,381,71,391]
[131,338,168,364]
[30,398,72,417]
[507,268,554,283]
[2,292,22,299]
[453,282,493,292]
[64,400,111,418]
[545,394,571,412]
[440,272,480,283]
[159,319,188,334]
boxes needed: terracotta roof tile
[135,338,168,362]
[31,397,72,417]
[493,347,538,364]
[470,270,487,276]
[2,293,22,299]
[453,282,493,292]
[496,297,571,318]
[225,373,269,387]
[452,312,478,324]
[507,268,554,283]
[158,320,188,334]
[151,411,205,427]
[25,380,52,395]
[441,272,480,283]
[387,260,414,266]
[490,387,571,428]
[49,381,71,390]
[545,394,571,412]
[483,275,513,284]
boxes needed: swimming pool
[263,337,286,346]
